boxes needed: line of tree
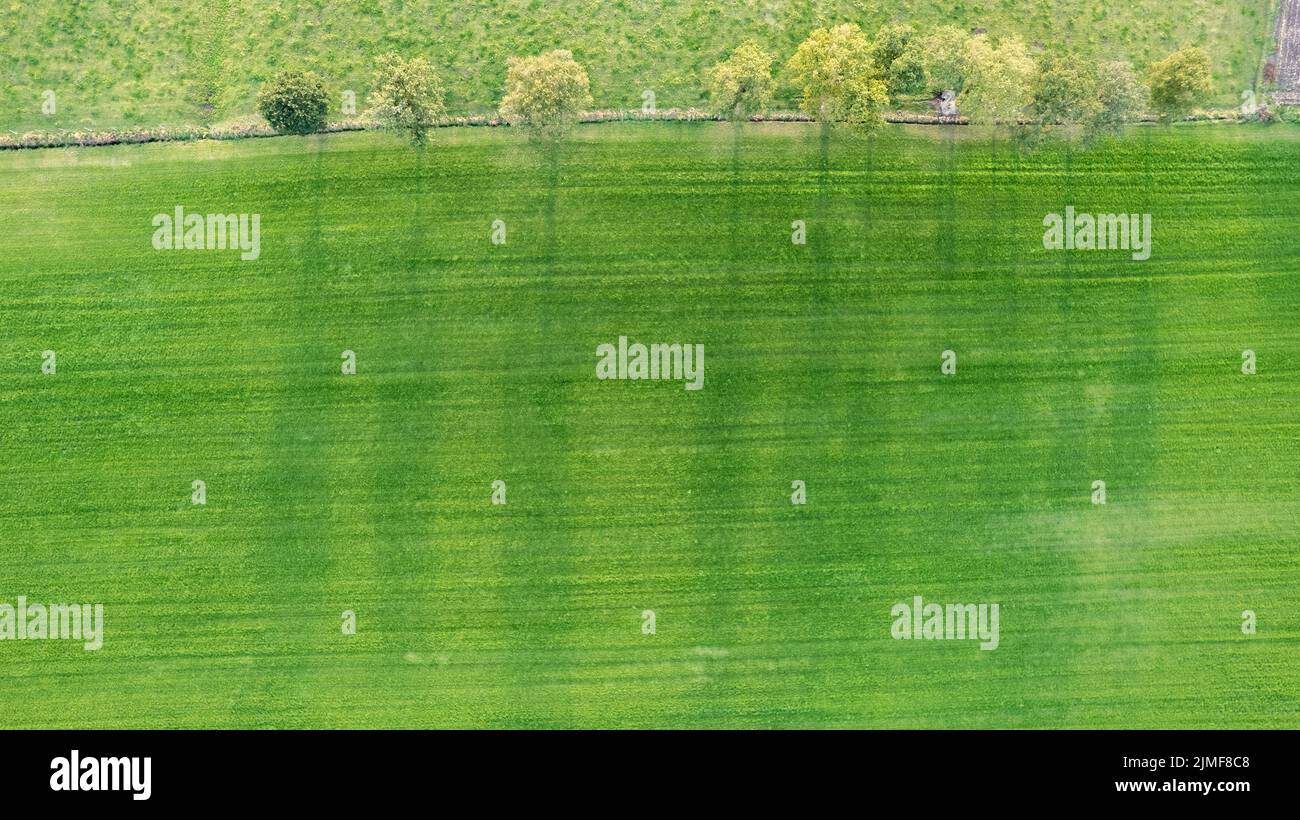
[711,23,1213,136]
[254,27,1216,145]
[255,49,593,146]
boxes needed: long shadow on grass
[489,139,585,726]
[248,139,336,725]
[364,145,452,709]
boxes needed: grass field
[2,122,1300,728]
[0,0,1279,132]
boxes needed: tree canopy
[918,25,973,95]
[256,71,329,135]
[1093,60,1148,131]
[499,50,594,142]
[366,54,446,145]
[786,23,889,131]
[1147,46,1212,119]
[870,23,928,100]
[959,35,1036,126]
[708,41,776,120]
[1030,54,1102,128]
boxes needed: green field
[2,122,1300,728]
[0,0,1278,132]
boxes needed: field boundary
[0,108,944,151]
[0,105,1263,153]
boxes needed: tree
[959,35,1035,126]
[786,23,889,132]
[366,54,446,145]
[870,23,927,100]
[886,49,929,100]
[1030,54,1101,129]
[919,25,972,96]
[1091,60,1148,131]
[708,41,776,120]
[870,23,914,74]
[256,71,329,135]
[1147,46,1212,119]
[499,50,593,142]
[1029,56,1148,139]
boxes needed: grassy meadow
[0,0,1278,132]
[1,122,1299,727]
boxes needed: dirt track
[1276,0,1300,103]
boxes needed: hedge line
[0,106,1255,152]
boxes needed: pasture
[0,0,1278,132]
